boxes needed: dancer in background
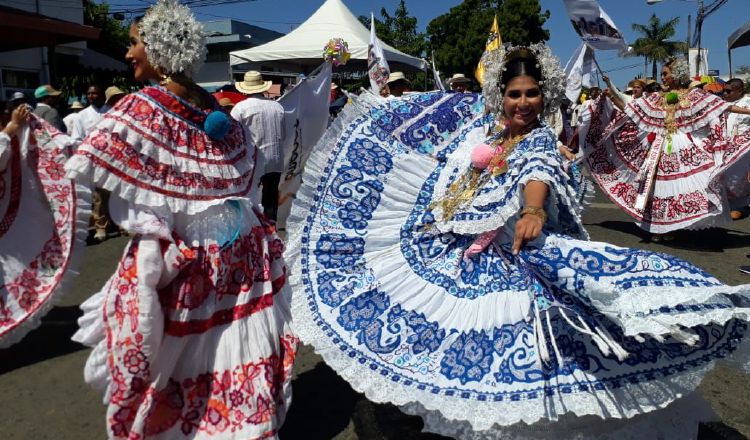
[581,56,750,240]
[287,42,750,439]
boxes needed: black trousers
[260,172,280,221]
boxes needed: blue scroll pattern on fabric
[300,91,746,397]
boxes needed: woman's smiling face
[125,23,160,82]
[503,75,543,132]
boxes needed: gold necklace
[661,89,689,136]
[431,131,529,221]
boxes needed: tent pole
[728,49,733,79]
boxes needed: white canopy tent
[229,0,427,72]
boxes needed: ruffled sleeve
[0,132,10,170]
[65,87,258,216]
[625,88,730,136]
[433,127,588,239]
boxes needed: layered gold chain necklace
[431,129,531,222]
[660,89,690,153]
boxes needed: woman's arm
[512,180,548,254]
[730,105,750,116]
[2,105,30,136]
[601,75,626,111]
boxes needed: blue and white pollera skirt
[286,91,750,439]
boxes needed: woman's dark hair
[501,56,542,90]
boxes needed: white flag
[276,62,333,227]
[432,56,445,91]
[564,42,597,103]
[368,13,390,93]
[563,0,628,52]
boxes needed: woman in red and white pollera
[580,56,750,241]
[64,1,296,438]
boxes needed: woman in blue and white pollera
[286,43,750,439]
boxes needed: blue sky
[114,0,750,88]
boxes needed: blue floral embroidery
[347,139,393,175]
[314,234,365,269]
[440,330,495,384]
[297,91,749,404]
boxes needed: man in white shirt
[722,79,750,221]
[71,85,109,142]
[231,71,284,220]
[63,101,84,134]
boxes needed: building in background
[0,0,126,101]
[196,20,285,92]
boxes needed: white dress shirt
[231,97,285,175]
[727,95,750,137]
[71,104,110,141]
[63,112,80,134]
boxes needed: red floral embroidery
[102,222,296,439]
[1,120,77,339]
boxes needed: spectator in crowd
[9,91,27,110]
[63,101,84,134]
[386,72,411,97]
[231,70,285,220]
[329,83,347,117]
[32,85,64,131]
[71,85,109,142]
[448,73,472,93]
[723,78,750,221]
[218,97,234,113]
[105,86,126,107]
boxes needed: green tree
[359,0,426,58]
[55,2,136,102]
[426,0,549,86]
[628,14,687,80]
[83,0,130,58]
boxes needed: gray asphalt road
[1,190,749,439]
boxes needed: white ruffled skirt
[73,199,297,439]
[287,91,750,439]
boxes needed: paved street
[1,189,749,439]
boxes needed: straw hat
[70,101,84,110]
[105,86,126,105]
[448,73,471,84]
[688,80,704,89]
[218,97,234,108]
[236,71,272,95]
[387,71,410,85]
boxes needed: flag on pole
[564,42,597,103]
[276,62,333,227]
[432,54,445,91]
[562,0,628,52]
[475,15,501,86]
[368,13,390,93]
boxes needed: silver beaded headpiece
[665,56,691,87]
[138,0,207,78]
[481,42,565,120]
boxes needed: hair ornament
[138,0,207,77]
[481,42,565,121]
[665,56,690,86]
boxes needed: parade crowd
[3,0,750,439]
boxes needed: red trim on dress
[79,152,254,200]
[0,135,22,237]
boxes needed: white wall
[0,0,86,97]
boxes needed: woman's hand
[512,213,544,255]
[3,105,30,136]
